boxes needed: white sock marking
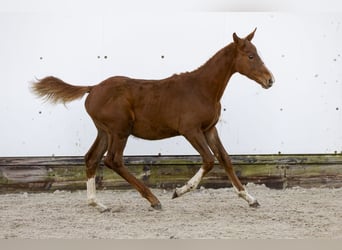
[87,177,96,204]
[86,177,109,212]
[175,168,205,197]
[233,186,258,205]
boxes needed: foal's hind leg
[104,134,162,210]
[173,129,215,198]
[85,129,109,212]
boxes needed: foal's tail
[31,76,93,104]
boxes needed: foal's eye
[248,54,254,60]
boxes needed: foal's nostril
[268,77,275,87]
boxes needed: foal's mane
[195,43,236,76]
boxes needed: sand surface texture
[1,184,341,239]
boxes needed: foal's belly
[131,122,180,140]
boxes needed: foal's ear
[233,32,243,45]
[246,28,257,41]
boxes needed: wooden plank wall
[0,154,342,193]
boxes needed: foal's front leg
[172,167,207,198]
[205,127,260,207]
[173,130,215,198]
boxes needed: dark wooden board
[0,154,341,192]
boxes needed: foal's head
[232,28,275,89]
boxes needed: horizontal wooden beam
[0,154,342,192]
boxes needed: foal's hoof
[249,200,260,208]
[88,201,110,213]
[99,207,111,213]
[151,203,162,210]
[172,190,179,199]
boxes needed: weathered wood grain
[0,154,341,192]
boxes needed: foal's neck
[195,43,236,102]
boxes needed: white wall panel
[0,1,341,156]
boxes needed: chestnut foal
[32,29,274,211]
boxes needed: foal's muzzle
[263,72,275,89]
[267,77,274,88]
